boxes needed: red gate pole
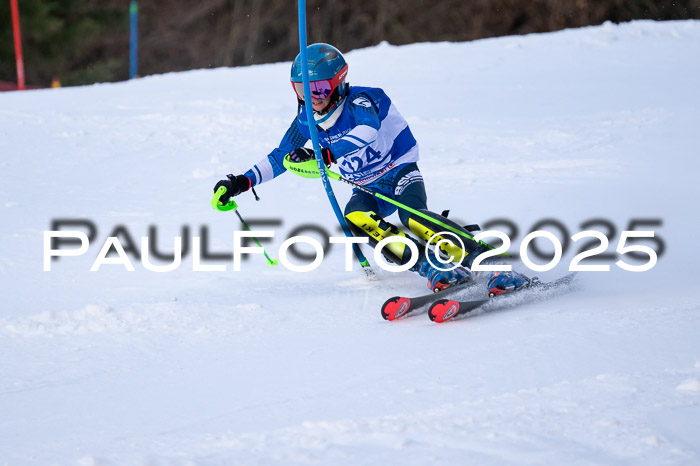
[10,0,26,91]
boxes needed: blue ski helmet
[290,43,348,105]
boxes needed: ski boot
[486,271,530,298]
[345,210,472,292]
[414,250,472,293]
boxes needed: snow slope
[1,20,700,465]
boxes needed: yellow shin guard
[345,211,416,265]
[406,211,479,266]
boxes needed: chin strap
[316,98,347,130]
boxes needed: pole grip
[211,186,238,212]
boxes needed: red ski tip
[428,299,460,323]
[381,297,411,321]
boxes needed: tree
[1,0,698,87]
[0,0,127,86]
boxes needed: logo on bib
[353,97,372,108]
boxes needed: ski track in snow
[122,371,699,466]
[1,20,699,465]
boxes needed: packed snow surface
[1,20,699,465]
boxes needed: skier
[214,43,528,294]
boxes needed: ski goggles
[291,64,348,102]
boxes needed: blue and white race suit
[245,86,420,187]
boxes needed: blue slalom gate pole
[297,0,374,276]
[129,1,138,79]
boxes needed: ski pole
[327,170,505,254]
[211,186,278,266]
[283,156,503,253]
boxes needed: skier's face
[292,80,334,111]
[311,96,331,112]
